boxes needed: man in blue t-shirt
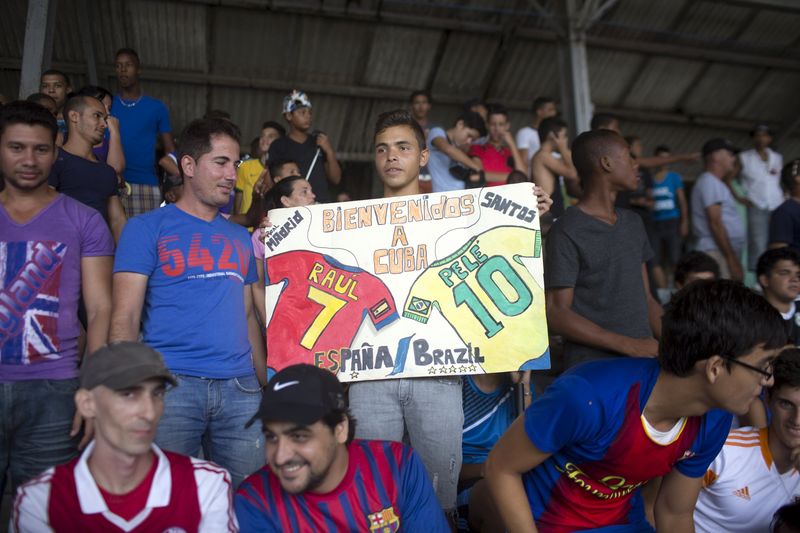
[650,145,689,290]
[485,280,786,532]
[111,48,175,217]
[110,117,266,488]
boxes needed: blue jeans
[155,374,265,488]
[0,378,79,494]
[349,377,463,511]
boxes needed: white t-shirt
[739,147,784,211]
[694,427,800,533]
[516,126,540,162]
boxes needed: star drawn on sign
[350,371,359,379]
[428,367,438,375]
[449,366,458,374]
[467,364,477,373]
[439,366,449,375]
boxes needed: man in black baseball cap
[12,342,236,532]
[235,364,449,532]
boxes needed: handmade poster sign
[262,183,550,382]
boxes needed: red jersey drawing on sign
[266,251,399,373]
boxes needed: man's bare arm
[432,136,482,171]
[107,196,127,244]
[706,203,743,281]
[485,416,551,532]
[654,469,703,532]
[82,256,113,354]
[109,272,148,341]
[546,287,658,357]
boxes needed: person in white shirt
[11,342,236,533]
[515,96,557,170]
[740,124,784,272]
[694,348,800,533]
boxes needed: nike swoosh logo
[273,380,300,391]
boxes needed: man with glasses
[485,280,786,532]
[694,348,800,532]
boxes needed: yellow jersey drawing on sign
[402,225,547,373]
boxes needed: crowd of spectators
[3,44,800,532]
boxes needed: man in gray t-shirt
[545,129,662,368]
[426,112,486,192]
[690,138,745,281]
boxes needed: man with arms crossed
[12,342,236,532]
[486,280,786,532]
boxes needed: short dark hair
[771,501,800,532]
[757,247,800,279]
[486,104,508,120]
[25,93,56,107]
[40,69,69,86]
[532,96,555,112]
[262,121,285,136]
[590,113,619,131]
[538,117,567,144]
[264,175,305,211]
[177,118,241,178]
[62,95,98,129]
[781,159,800,192]
[0,100,58,143]
[159,172,182,203]
[203,109,231,120]
[374,109,426,151]
[268,158,300,179]
[674,251,720,286]
[771,348,800,394]
[659,280,786,377]
[624,135,641,146]
[409,90,431,103]
[115,47,140,66]
[75,85,112,103]
[462,97,485,113]
[654,144,671,155]
[455,110,487,138]
[320,408,357,444]
[506,170,528,184]
[571,129,625,186]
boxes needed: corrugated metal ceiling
[2,0,800,168]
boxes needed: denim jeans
[349,377,463,511]
[155,373,265,488]
[0,378,79,494]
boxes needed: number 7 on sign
[300,286,347,349]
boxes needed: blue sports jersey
[462,375,518,464]
[235,440,449,532]
[523,358,732,532]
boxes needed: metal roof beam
[155,0,800,71]
[3,57,775,135]
[704,0,800,13]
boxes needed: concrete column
[19,0,59,98]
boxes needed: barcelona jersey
[234,440,449,532]
[523,358,732,532]
[265,251,399,372]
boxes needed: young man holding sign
[348,110,551,520]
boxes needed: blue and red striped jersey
[235,439,449,532]
[522,357,732,532]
